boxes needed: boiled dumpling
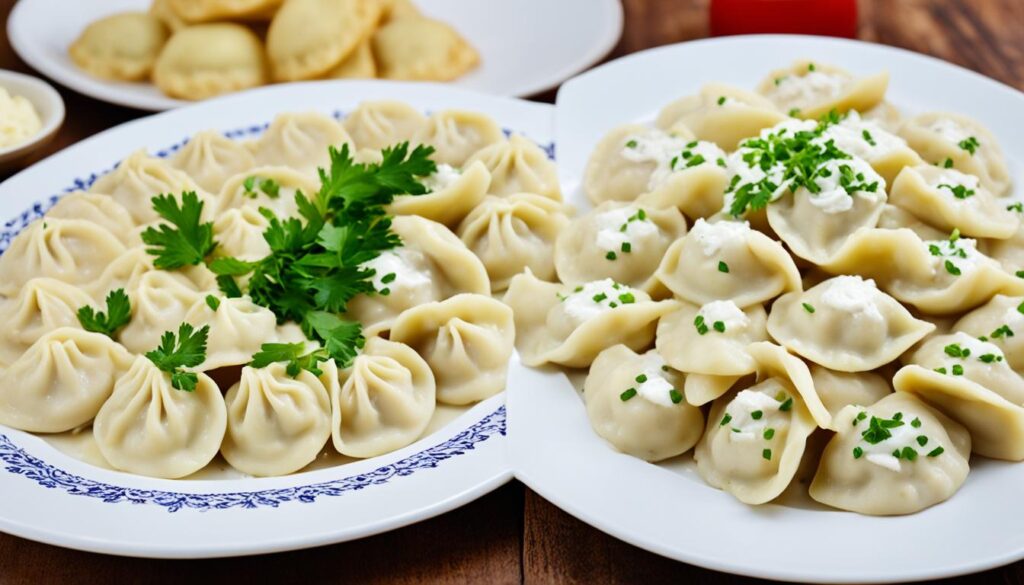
[757,61,888,120]
[387,161,491,228]
[634,139,730,221]
[465,134,561,201]
[812,110,922,186]
[249,111,354,177]
[899,112,1011,196]
[391,294,514,405]
[655,83,787,151]
[412,110,503,167]
[584,345,703,461]
[889,165,1018,239]
[168,0,282,22]
[0,278,92,366]
[212,206,271,262]
[214,166,319,218]
[118,271,204,354]
[153,23,267,100]
[69,12,169,81]
[954,295,1024,371]
[267,0,380,81]
[170,130,256,193]
[45,192,137,246]
[903,332,1024,406]
[372,17,479,81]
[583,124,695,205]
[876,204,948,241]
[981,211,1024,276]
[342,101,427,151]
[89,149,206,225]
[86,246,217,302]
[809,364,892,419]
[183,295,279,370]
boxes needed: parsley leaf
[144,323,209,391]
[250,342,330,377]
[76,288,131,338]
[141,192,215,269]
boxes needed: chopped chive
[762,448,772,461]
[951,364,964,376]
[802,303,815,314]
[751,410,764,420]
[944,260,961,276]
[934,367,948,374]
[779,397,793,412]
[205,295,220,311]
[625,139,638,148]
[620,388,637,401]
[720,413,733,426]
[605,251,617,261]
[916,435,929,446]
[713,320,726,333]
[635,374,648,383]
[763,428,775,440]
[717,96,727,105]
[911,417,922,428]
[718,261,729,273]
[853,446,864,459]
[381,272,397,284]
[928,446,945,457]
[621,242,632,253]
[669,389,683,404]
[901,446,918,461]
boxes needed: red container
[710,0,858,38]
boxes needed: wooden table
[1,0,1023,583]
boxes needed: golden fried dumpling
[150,0,188,31]
[168,0,282,22]
[153,24,267,100]
[69,12,169,81]
[372,17,479,81]
[267,0,381,82]
[325,37,377,79]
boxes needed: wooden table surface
[1,0,1023,583]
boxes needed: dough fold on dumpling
[183,295,280,370]
[954,295,1024,371]
[45,192,138,246]
[154,23,267,100]
[756,60,889,120]
[90,149,208,225]
[214,165,319,218]
[899,112,1011,196]
[465,134,561,201]
[889,165,1018,239]
[809,364,892,418]
[118,271,203,354]
[387,161,491,228]
[267,0,380,81]
[656,83,787,151]
[583,124,695,206]
[412,110,503,167]
[168,0,282,22]
[248,112,354,178]
[372,17,479,82]
[69,12,169,81]
[170,130,256,194]
[343,101,427,151]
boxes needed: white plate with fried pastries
[7,0,623,110]
[509,35,1024,582]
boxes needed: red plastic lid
[710,0,858,38]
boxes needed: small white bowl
[0,69,65,172]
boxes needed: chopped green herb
[958,136,980,155]
[861,414,904,445]
[937,183,975,199]
[720,413,733,426]
[713,320,726,333]
[592,292,608,303]
[911,417,922,428]
[621,242,632,253]
[944,260,961,276]
[802,302,815,314]
[1008,202,1024,213]
[141,192,215,269]
[762,448,772,461]
[779,397,793,412]
[942,157,954,168]
[717,96,727,105]
[694,315,709,335]
[76,288,131,338]
[934,367,948,374]
[620,388,637,401]
[928,446,945,457]
[606,251,617,261]
[205,294,220,311]
[250,342,330,377]
[625,139,638,149]
[853,446,864,459]
[992,324,1015,339]
[669,389,683,404]
[862,129,876,146]
[916,435,929,447]
[635,374,648,383]
[144,323,209,392]
[751,410,764,420]
[951,364,964,375]
[763,428,775,440]
[807,63,816,71]
[901,446,918,461]
[718,261,729,273]
[618,292,636,304]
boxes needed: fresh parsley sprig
[145,323,209,391]
[250,342,331,377]
[77,288,131,338]
[141,192,216,269]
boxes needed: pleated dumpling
[888,165,1018,239]
[465,134,561,201]
[757,61,889,120]
[85,246,217,302]
[0,219,126,297]
[899,112,1011,196]
[387,161,491,227]
[69,12,169,81]
[249,112,354,177]
[153,23,267,100]
[813,110,922,186]
[342,101,427,151]
[348,216,490,336]
[212,206,271,261]
[583,124,694,205]
[634,139,730,221]
[45,192,137,246]
[654,83,787,151]
[118,271,204,354]
[903,332,1024,407]
[655,218,801,308]
[267,0,379,81]
[331,337,436,458]
[457,193,569,291]
[412,110,503,167]
[221,360,335,477]
[390,294,514,405]
[584,345,704,462]
[0,278,90,365]
[93,355,227,479]
[183,295,279,370]
[555,202,687,291]
[768,275,935,372]
[954,295,1024,371]
[503,271,677,368]
[170,130,255,193]
[981,210,1024,277]
[167,0,281,22]
[0,328,133,433]
[809,393,971,515]
[372,17,479,82]
[809,364,892,419]
[877,203,948,241]
[214,166,319,218]
[89,149,205,224]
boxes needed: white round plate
[509,35,1024,583]
[7,0,623,111]
[0,80,555,558]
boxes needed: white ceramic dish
[0,69,64,169]
[0,80,556,558]
[507,35,1024,583]
[6,0,623,111]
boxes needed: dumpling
[89,149,206,224]
[634,141,730,221]
[757,61,888,120]
[221,360,334,477]
[899,112,1011,196]
[683,373,744,409]
[214,166,319,218]
[267,0,380,81]
[170,130,255,193]
[118,271,204,354]
[382,0,419,21]
[457,193,569,291]
[876,204,948,241]
[981,208,1024,276]
[331,337,436,458]
[0,218,126,297]
[325,37,377,79]
[387,161,491,228]
[249,112,354,177]
[555,202,687,291]
[583,124,695,205]
[45,192,137,246]
[0,278,92,366]
[183,295,279,370]
[0,328,133,433]
[93,355,227,479]
[903,332,1024,406]
[168,0,281,22]
[889,165,1018,239]
[954,295,1024,371]
[342,101,427,151]
[503,271,677,368]
[390,294,514,405]
[655,218,801,308]
[655,83,787,151]
[809,364,892,419]
[767,275,935,372]
[465,134,561,201]
[347,216,490,336]
[813,110,922,186]
[809,393,971,515]
[150,0,188,32]
[584,345,704,461]
[372,17,479,81]
[412,110,503,167]
[69,12,169,81]
[85,246,217,302]
[212,206,271,261]
[861,101,904,134]
[153,23,267,100]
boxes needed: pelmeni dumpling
[889,165,1018,239]
[342,101,427,151]
[768,276,935,372]
[503,271,677,368]
[465,134,561,201]
[655,83,787,151]
[372,17,479,82]
[877,204,948,241]
[168,0,281,22]
[214,166,319,218]
[0,328,133,433]
[331,337,436,458]
[86,246,217,302]
[809,393,971,515]
[387,161,491,227]
[213,206,271,262]
[412,110,503,167]
[249,112,354,177]
[170,130,256,193]
[347,216,490,336]
[809,364,892,419]
[812,110,922,186]
[634,140,730,221]
[118,271,204,354]
[862,101,904,133]
[583,124,695,205]
[982,212,1024,276]
[899,112,1011,196]
[954,295,1024,371]
[69,12,169,81]
[390,294,514,405]
[584,345,703,462]
[757,61,889,120]
[93,355,227,479]
[267,0,380,81]
[903,332,1024,407]
[655,218,801,308]
[183,295,279,370]
[221,360,335,477]
[554,202,687,291]
[0,278,91,365]
[0,218,126,297]
[90,149,206,224]
[45,192,137,246]
[153,23,267,100]
[457,193,569,291]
